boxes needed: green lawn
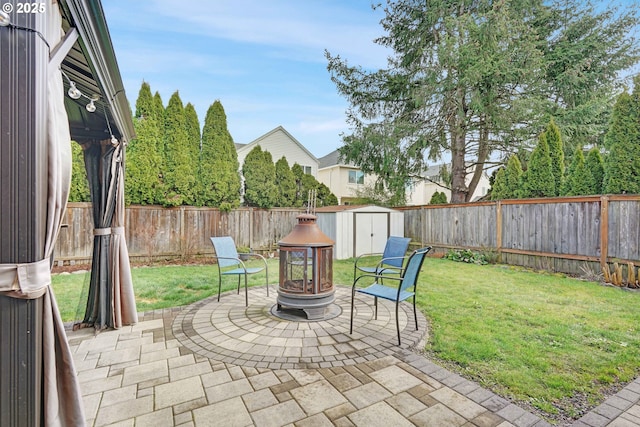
[52,256,640,421]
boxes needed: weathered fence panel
[55,196,639,276]
[403,203,496,254]
[400,195,640,275]
[608,199,640,261]
[54,204,304,264]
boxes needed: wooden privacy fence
[398,195,640,275]
[54,203,305,264]
[56,196,640,276]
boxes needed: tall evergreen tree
[521,133,555,198]
[199,100,241,210]
[291,163,305,207]
[562,147,590,196]
[429,191,448,205]
[275,156,296,207]
[68,141,90,202]
[125,82,164,205]
[316,182,338,207]
[184,103,202,205]
[153,92,165,127]
[585,147,605,194]
[327,0,639,203]
[242,146,278,208]
[540,0,640,149]
[490,167,508,200]
[545,118,565,196]
[504,155,524,199]
[327,0,545,203]
[290,163,337,207]
[603,78,640,194]
[162,91,195,206]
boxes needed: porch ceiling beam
[49,27,78,71]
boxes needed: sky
[102,0,639,160]
[102,0,390,159]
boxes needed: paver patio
[67,285,640,426]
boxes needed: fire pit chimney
[277,214,335,320]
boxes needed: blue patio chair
[210,236,269,306]
[353,236,411,283]
[350,246,431,345]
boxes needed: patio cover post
[0,6,86,425]
[0,11,48,426]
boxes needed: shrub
[444,248,489,265]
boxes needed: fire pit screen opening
[275,214,337,321]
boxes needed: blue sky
[102,0,389,158]
[102,0,639,159]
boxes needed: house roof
[238,126,318,161]
[56,0,134,143]
[317,149,358,169]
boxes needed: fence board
[55,197,640,276]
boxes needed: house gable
[236,126,318,176]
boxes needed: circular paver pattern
[172,284,427,369]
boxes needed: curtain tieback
[112,227,125,235]
[0,258,51,298]
[94,227,111,236]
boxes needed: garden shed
[315,205,405,260]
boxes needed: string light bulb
[68,81,82,99]
[85,99,96,112]
[0,11,10,27]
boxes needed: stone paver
[65,286,640,427]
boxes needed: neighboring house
[405,164,491,205]
[236,126,318,176]
[317,150,377,205]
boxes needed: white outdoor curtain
[110,145,138,328]
[0,5,86,426]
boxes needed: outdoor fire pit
[276,214,335,320]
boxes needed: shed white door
[353,212,389,257]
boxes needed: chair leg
[350,287,356,334]
[217,274,222,302]
[374,296,378,320]
[413,294,418,331]
[244,275,249,307]
[396,301,401,346]
[237,275,241,294]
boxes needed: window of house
[303,166,312,175]
[348,170,364,185]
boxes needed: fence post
[496,200,502,256]
[249,208,254,249]
[600,196,609,268]
[420,206,425,247]
[179,206,185,257]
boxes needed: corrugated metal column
[0,11,48,426]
